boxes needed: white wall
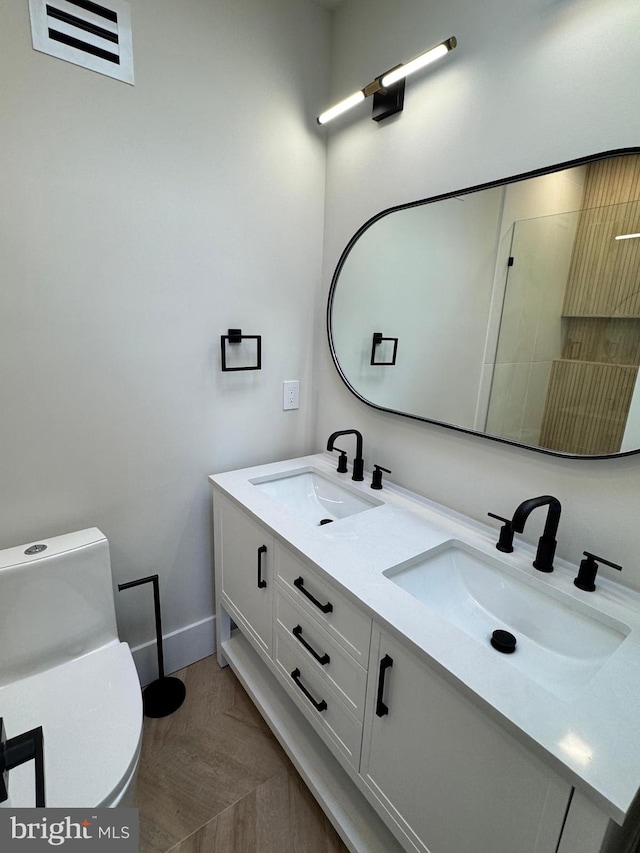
[0,0,330,653]
[318,0,640,590]
[331,188,503,426]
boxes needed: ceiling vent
[28,0,134,85]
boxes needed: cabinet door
[217,494,274,656]
[361,627,572,853]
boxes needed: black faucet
[511,495,561,573]
[327,429,364,481]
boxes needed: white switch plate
[283,380,299,410]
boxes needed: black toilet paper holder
[118,575,186,718]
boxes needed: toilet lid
[0,641,143,807]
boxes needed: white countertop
[209,453,640,825]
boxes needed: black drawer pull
[293,576,333,613]
[257,545,267,589]
[376,654,393,717]
[292,625,330,665]
[290,668,327,712]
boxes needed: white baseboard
[130,615,216,686]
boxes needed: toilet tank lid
[0,528,106,572]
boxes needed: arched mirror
[328,148,640,458]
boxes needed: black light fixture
[317,36,457,125]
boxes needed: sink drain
[319,518,334,526]
[490,629,516,654]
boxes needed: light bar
[316,36,457,125]
[317,90,366,125]
[615,232,640,241]
[381,38,455,88]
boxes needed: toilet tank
[0,528,119,687]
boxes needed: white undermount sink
[250,467,382,526]
[383,540,629,700]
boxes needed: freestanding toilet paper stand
[118,575,186,718]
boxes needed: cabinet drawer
[275,587,368,720]
[276,543,371,666]
[274,625,363,769]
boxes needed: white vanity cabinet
[361,626,573,853]
[213,492,572,853]
[214,493,274,657]
[213,491,371,773]
[210,459,638,853]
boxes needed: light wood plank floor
[135,655,348,853]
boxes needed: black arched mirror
[328,148,640,458]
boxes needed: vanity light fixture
[317,90,366,125]
[317,36,457,125]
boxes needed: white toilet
[0,528,143,807]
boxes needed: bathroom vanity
[210,454,640,853]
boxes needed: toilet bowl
[0,528,143,807]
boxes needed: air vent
[28,0,134,85]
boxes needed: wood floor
[135,655,348,853]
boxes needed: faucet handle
[488,512,514,553]
[574,551,622,592]
[371,465,391,490]
[330,447,348,473]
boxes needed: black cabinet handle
[257,545,267,589]
[290,668,327,712]
[292,625,330,665]
[375,654,393,717]
[293,576,333,613]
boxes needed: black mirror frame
[327,147,640,460]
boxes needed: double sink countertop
[210,452,640,825]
